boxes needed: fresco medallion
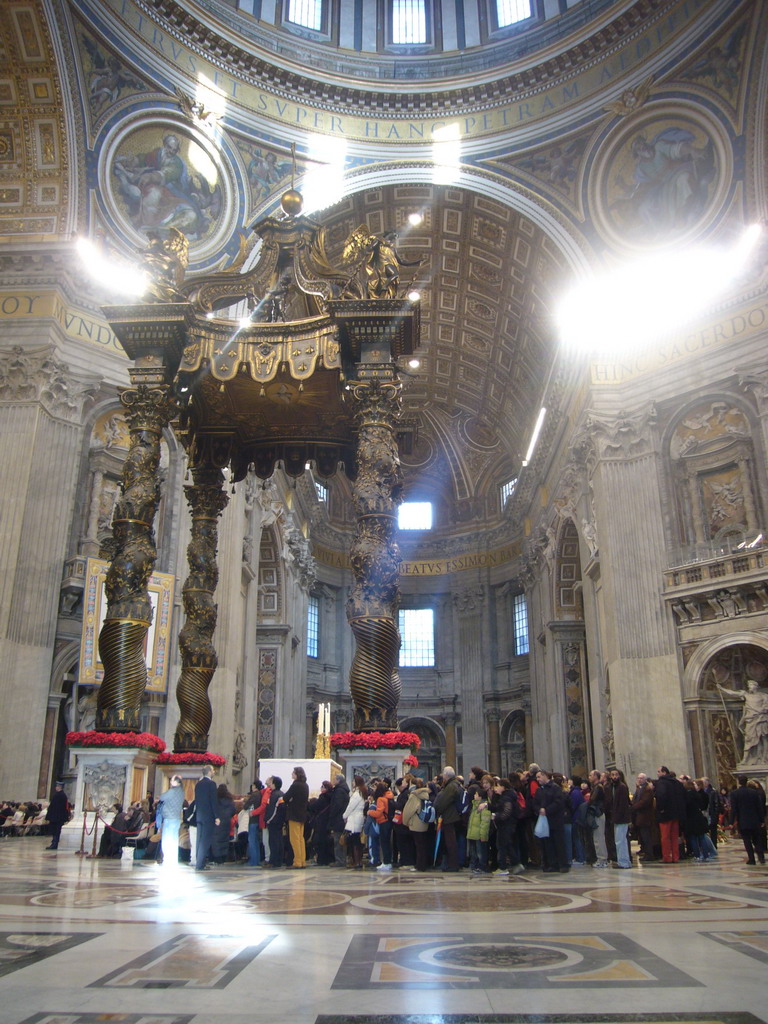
[590,104,731,251]
[100,117,234,261]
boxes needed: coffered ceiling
[316,183,570,525]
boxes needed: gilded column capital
[120,383,178,434]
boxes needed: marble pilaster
[0,346,98,796]
[588,408,687,771]
[452,583,490,772]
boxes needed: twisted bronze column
[347,378,403,731]
[174,461,229,752]
[96,384,177,731]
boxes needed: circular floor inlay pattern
[239,890,349,912]
[431,943,570,970]
[355,889,584,914]
[585,886,749,909]
[32,884,157,907]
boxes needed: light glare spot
[76,237,148,298]
[556,225,763,357]
[432,123,461,186]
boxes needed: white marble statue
[718,679,768,764]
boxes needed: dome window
[286,0,324,32]
[496,0,532,29]
[392,0,428,44]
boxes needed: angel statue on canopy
[342,226,425,300]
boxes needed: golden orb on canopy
[281,188,303,217]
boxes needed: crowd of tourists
[13,760,767,871]
[154,761,768,872]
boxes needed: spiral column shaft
[96,384,177,732]
[347,379,403,731]
[174,462,229,752]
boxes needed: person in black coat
[194,765,220,871]
[533,770,569,873]
[264,776,285,868]
[310,782,334,864]
[730,777,767,865]
[212,784,236,863]
[682,780,712,861]
[44,782,70,850]
[328,773,350,867]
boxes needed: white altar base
[257,757,343,796]
[336,748,412,785]
[56,745,156,852]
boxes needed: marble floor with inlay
[0,836,766,1024]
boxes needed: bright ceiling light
[408,358,421,369]
[407,289,421,301]
[195,72,228,125]
[76,237,148,298]
[302,136,348,215]
[522,407,546,467]
[556,224,763,357]
[408,212,423,226]
[432,123,461,186]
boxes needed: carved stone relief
[83,761,126,814]
[232,729,247,774]
[670,401,749,459]
[586,405,657,460]
[0,346,98,422]
[453,587,486,614]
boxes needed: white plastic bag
[534,814,550,839]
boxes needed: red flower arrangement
[65,730,166,753]
[155,752,227,767]
[403,754,419,768]
[331,731,421,752]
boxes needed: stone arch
[44,638,82,795]
[682,632,768,785]
[553,518,584,620]
[399,715,445,780]
[500,709,527,777]
[682,631,768,701]
[257,522,285,623]
[245,164,592,281]
[307,164,592,276]
[662,392,764,553]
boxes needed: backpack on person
[417,799,436,824]
[455,786,471,819]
